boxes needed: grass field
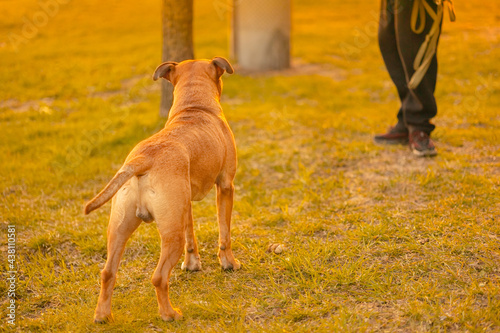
[1,0,499,331]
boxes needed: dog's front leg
[216,181,241,270]
[181,206,202,271]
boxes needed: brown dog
[84,57,240,322]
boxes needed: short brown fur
[85,57,240,323]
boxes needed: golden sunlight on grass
[0,0,499,332]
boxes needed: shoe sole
[374,138,409,145]
[412,148,437,157]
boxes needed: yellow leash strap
[408,0,456,89]
[442,0,456,22]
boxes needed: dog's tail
[84,155,152,215]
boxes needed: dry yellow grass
[0,0,499,331]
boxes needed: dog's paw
[219,247,241,270]
[220,257,241,270]
[94,312,114,324]
[181,259,202,271]
[160,308,183,322]
[181,253,202,271]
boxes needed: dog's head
[153,57,233,95]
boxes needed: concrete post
[232,0,291,71]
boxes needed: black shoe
[374,126,409,145]
[409,130,437,157]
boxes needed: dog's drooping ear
[211,57,234,77]
[153,62,178,82]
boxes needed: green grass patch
[0,0,499,331]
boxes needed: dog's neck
[169,78,222,119]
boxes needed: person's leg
[378,0,409,131]
[394,0,440,135]
[375,0,411,144]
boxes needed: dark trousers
[378,0,440,134]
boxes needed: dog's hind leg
[216,178,241,270]
[181,206,202,271]
[151,179,189,321]
[94,182,141,323]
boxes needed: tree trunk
[160,0,194,118]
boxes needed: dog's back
[85,58,236,214]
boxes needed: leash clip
[444,0,456,22]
